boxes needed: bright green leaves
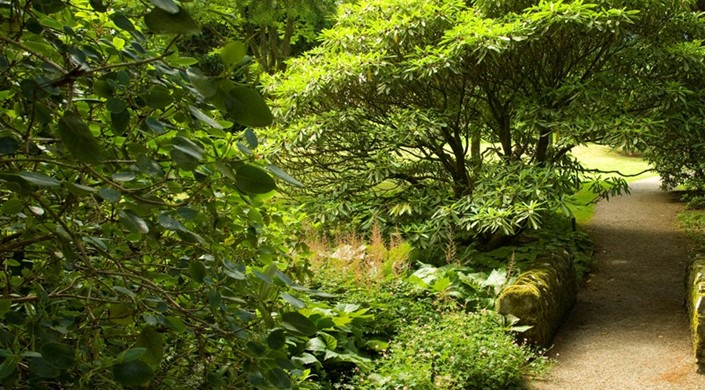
[220,41,247,69]
[144,7,200,35]
[236,165,276,194]
[57,112,103,165]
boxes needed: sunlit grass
[568,144,655,225]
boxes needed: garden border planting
[686,254,705,372]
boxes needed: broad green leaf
[0,355,19,379]
[281,312,317,337]
[0,300,10,318]
[110,13,135,31]
[189,260,206,283]
[244,128,258,148]
[164,316,186,332]
[144,7,200,35]
[225,86,273,128]
[136,326,163,366]
[236,165,276,194]
[144,85,173,109]
[171,136,204,171]
[220,41,246,68]
[149,0,179,14]
[280,292,305,309]
[93,79,114,98]
[158,214,184,231]
[0,137,19,155]
[267,164,303,187]
[89,0,108,12]
[176,228,206,244]
[265,368,291,390]
[119,347,147,363]
[187,69,218,98]
[57,112,103,164]
[111,109,130,133]
[189,106,223,129]
[171,56,198,66]
[144,116,166,133]
[319,332,337,350]
[18,172,60,187]
[66,183,97,196]
[33,0,65,14]
[28,357,60,378]
[106,98,127,113]
[109,304,133,325]
[40,342,75,369]
[119,209,149,234]
[98,188,121,203]
[266,329,286,350]
[1,198,23,214]
[113,361,154,386]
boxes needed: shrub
[355,311,549,389]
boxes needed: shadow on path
[532,177,703,390]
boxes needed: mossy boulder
[686,254,705,372]
[496,250,578,347]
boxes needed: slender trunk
[535,125,552,165]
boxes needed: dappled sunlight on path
[532,177,704,389]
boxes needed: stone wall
[686,254,705,372]
[495,250,578,347]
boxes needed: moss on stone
[686,255,705,372]
[496,250,578,347]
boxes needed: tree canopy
[268,0,705,250]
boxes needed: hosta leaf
[236,165,276,194]
[265,368,291,390]
[225,86,273,128]
[144,7,200,35]
[57,112,103,164]
[281,312,317,337]
[113,361,154,386]
[40,342,75,369]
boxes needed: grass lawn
[568,144,656,225]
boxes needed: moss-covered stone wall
[686,254,705,373]
[495,250,578,347]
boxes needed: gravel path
[532,177,704,389]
